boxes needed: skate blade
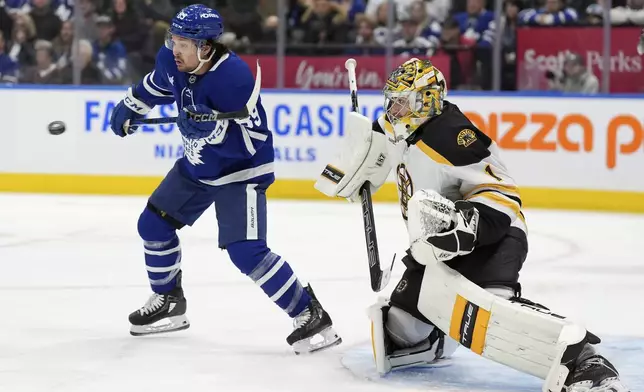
[130,315,190,336]
[292,327,342,355]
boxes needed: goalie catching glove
[314,112,391,202]
[407,189,480,265]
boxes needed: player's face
[171,35,199,72]
[385,94,412,124]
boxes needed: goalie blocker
[314,112,390,202]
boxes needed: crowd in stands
[0,0,642,89]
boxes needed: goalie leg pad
[416,257,597,392]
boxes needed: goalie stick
[128,61,262,127]
[344,58,395,292]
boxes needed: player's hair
[205,40,229,65]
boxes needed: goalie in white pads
[315,58,629,392]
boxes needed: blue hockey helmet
[168,4,224,42]
[166,4,224,74]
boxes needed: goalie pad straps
[315,112,390,201]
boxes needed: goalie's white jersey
[375,101,527,239]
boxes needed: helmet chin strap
[188,44,216,74]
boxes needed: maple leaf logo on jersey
[457,129,477,147]
[183,120,230,166]
[167,74,174,85]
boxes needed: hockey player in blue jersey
[108,4,341,354]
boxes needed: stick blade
[371,254,395,292]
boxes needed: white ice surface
[0,194,642,392]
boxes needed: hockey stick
[129,61,262,126]
[344,58,395,293]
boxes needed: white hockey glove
[407,189,480,265]
[314,112,390,202]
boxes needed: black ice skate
[286,285,342,354]
[565,355,630,392]
[129,275,190,336]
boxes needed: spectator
[426,0,452,23]
[519,0,579,25]
[585,3,604,24]
[30,0,62,41]
[7,15,36,68]
[287,0,309,31]
[499,0,522,90]
[0,1,13,39]
[93,15,127,84]
[20,39,62,83]
[0,30,19,83]
[137,0,174,27]
[61,38,102,84]
[4,0,29,13]
[111,0,147,53]
[76,0,100,41]
[4,0,72,20]
[408,1,441,49]
[611,0,644,24]
[452,0,495,47]
[335,0,366,23]
[221,0,264,43]
[52,19,73,68]
[297,0,350,46]
[435,16,473,88]
[546,52,599,94]
[373,1,400,45]
[346,15,384,54]
[393,15,437,57]
[52,0,73,21]
[261,14,279,43]
[365,0,413,23]
[452,0,495,89]
[138,19,169,76]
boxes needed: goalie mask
[383,58,447,141]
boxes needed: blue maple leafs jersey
[133,47,274,186]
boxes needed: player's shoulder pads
[410,101,492,167]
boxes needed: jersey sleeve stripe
[416,140,453,166]
[198,162,274,186]
[247,130,268,141]
[240,126,257,156]
[143,73,173,97]
[464,184,521,202]
[149,71,172,92]
[467,191,525,224]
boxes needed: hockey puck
[48,121,66,135]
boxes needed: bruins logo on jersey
[396,163,414,221]
[457,129,477,147]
